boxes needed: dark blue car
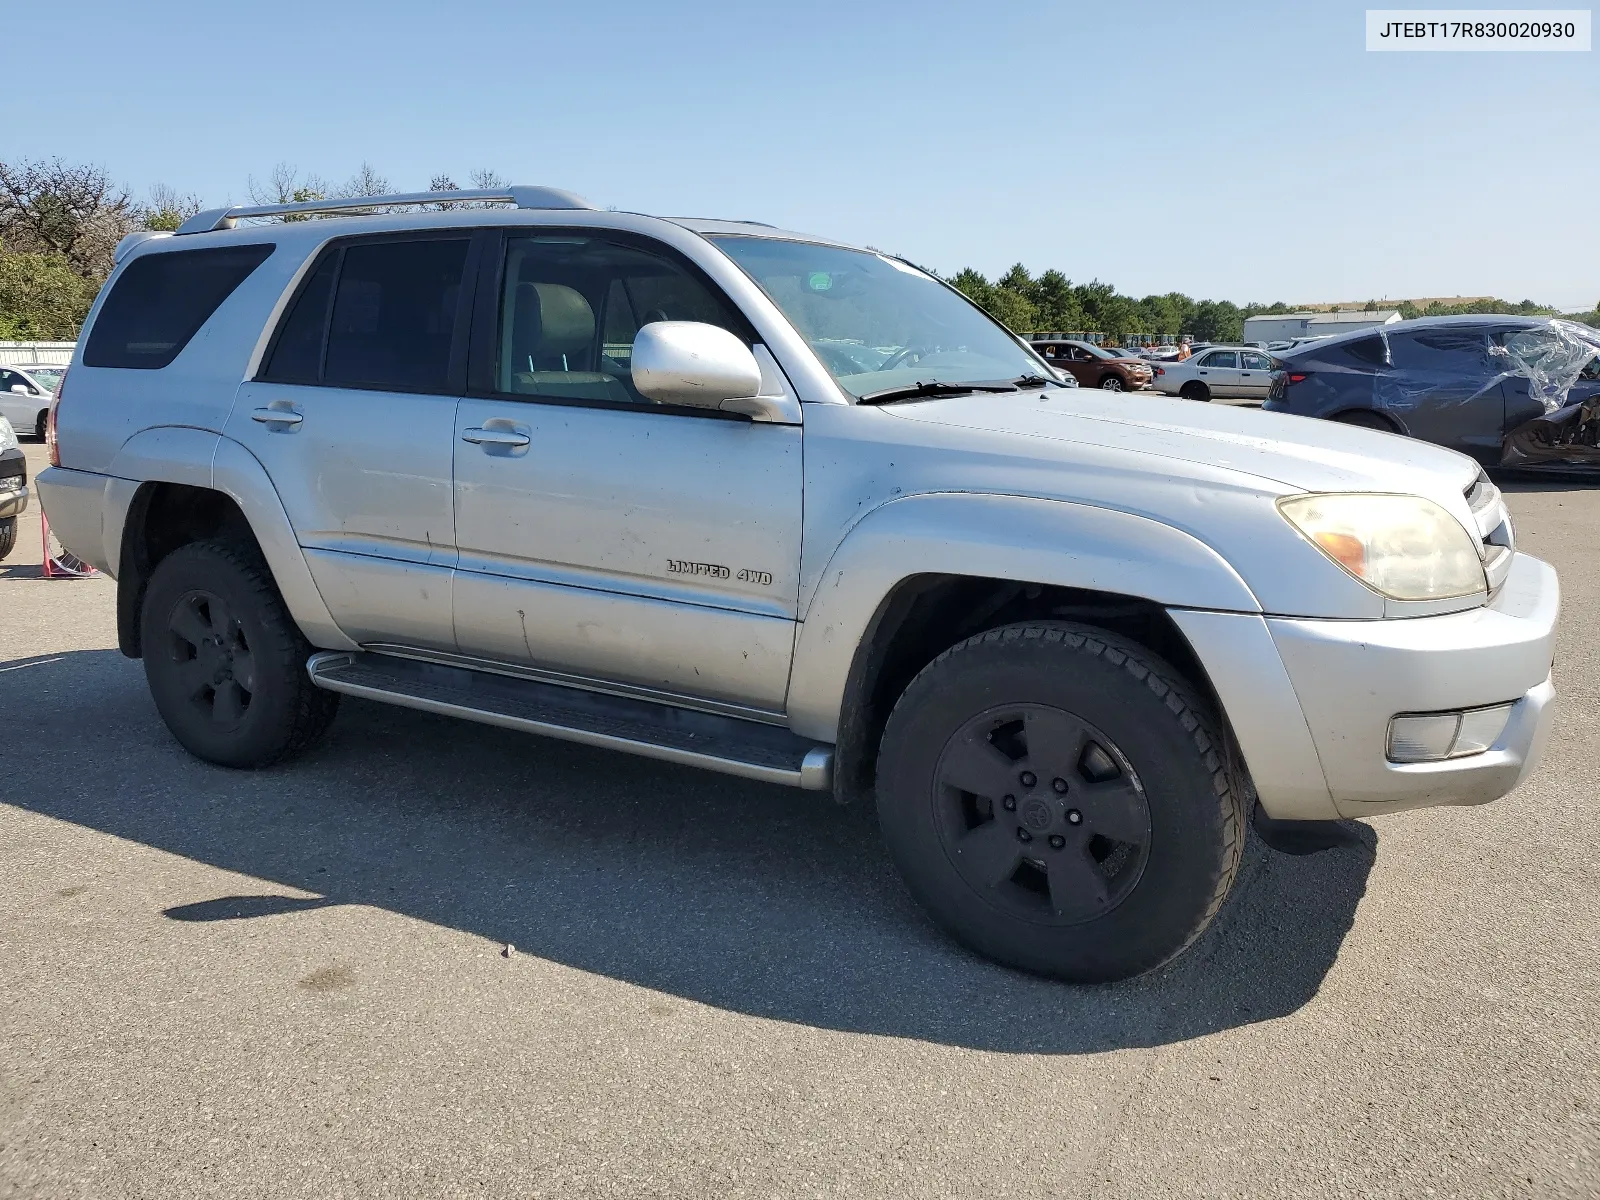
[1263,316,1600,466]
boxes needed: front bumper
[1171,551,1559,821]
[0,483,28,520]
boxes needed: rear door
[1194,349,1243,394]
[1376,329,1503,459]
[228,233,477,649]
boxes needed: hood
[883,387,1481,501]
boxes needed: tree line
[2,157,1595,342]
[0,159,507,339]
[944,263,1598,342]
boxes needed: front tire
[875,622,1244,983]
[0,518,15,561]
[35,409,47,441]
[140,540,339,768]
[1099,374,1124,392]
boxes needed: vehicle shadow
[6,648,1377,1054]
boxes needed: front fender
[786,491,1260,742]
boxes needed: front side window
[261,238,468,392]
[493,235,743,405]
[1241,352,1272,370]
[711,236,1050,400]
[0,369,28,392]
[84,244,275,369]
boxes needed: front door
[450,231,803,713]
[227,234,473,650]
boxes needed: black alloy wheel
[933,704,1151,924]
[162,588,258,731]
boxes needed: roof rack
[174,186,596,235]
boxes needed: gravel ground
[1,440,1596,1199]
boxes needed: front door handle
[461,426,531,448]
[251,406,303,427]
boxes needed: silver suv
[37,186,1559,982]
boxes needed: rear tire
[0,518,15,562]
[140,539,339,768]
[1333,410,1398,433]
[875,622,1245,983]
[1179,381,1211,402]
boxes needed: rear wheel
[1179,381,1211,402]
[1100,374,1125,392]
[0,518,15,562]
[1333,410,1398,433]
[140,540,339,767]
[875,622,1245,982]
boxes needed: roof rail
[173,186,596,235]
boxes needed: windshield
[22,367,62,391]
[710,236,1056,399]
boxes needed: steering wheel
[881,345,936,372]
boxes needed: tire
[1178,381,1211,402]
[875,622,1244,983]
[1099,374,1124,392]
[1333,410,1398,433]
[34,409,47,441]
[140,539,339,768]
[0,518,14,562]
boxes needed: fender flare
[104,426,355,652]
[786,491,1260,742]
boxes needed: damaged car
[1263,316,1600,468]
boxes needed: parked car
[1151,345,1277,400]
[0,364,57,440]
[1028,338,1152,390]
[0,414,27,560]
[1263,316,1600,466]
[39,185,1558,983]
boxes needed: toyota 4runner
[36,186,1559,982]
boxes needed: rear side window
[1340,334,1389,367]
[261,238,469,393]
[84,244,275,369]
[1388,331,1490,372]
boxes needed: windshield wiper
[1013,374,1054,389]
[856,379,1020,406]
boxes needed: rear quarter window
[83,244,275,369]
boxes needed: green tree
[0,245,100,338]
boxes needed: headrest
[530,283,594,353]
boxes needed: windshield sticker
[807,272,833,292]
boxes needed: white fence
[0,341,75,367]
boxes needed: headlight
[1277,493,1485,600]
[0,419,17,453]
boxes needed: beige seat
[505,281,632,402]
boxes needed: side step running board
[306,651,834,791]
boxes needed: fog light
[1452,705,1513,755]
[1387,704,1514,762]
[1387,714,1460,762]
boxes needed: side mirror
[631,321,763,410]
[8,385,26,395]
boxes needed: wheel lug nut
[1048,834,1065,849]
[1002,795,1016,811]
[1067,810,1083,825]
[1016,828,1032,843]
[1019,771,1037,788]
[1052,777,1068,794]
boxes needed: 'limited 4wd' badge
[666,559,730,579]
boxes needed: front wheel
[34,409,47,441]
[875,622,1244,982]
[140,539,339,767]
[0,518,14,561]
[1099,374,1125,392]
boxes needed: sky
[8,0,1597,309]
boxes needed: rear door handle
[462,426,531,448]
[251,407,303,427]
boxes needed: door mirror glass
[632,321,762,408]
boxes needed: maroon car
[1029,339,1153,391]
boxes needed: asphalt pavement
[2,440,1597,1198]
